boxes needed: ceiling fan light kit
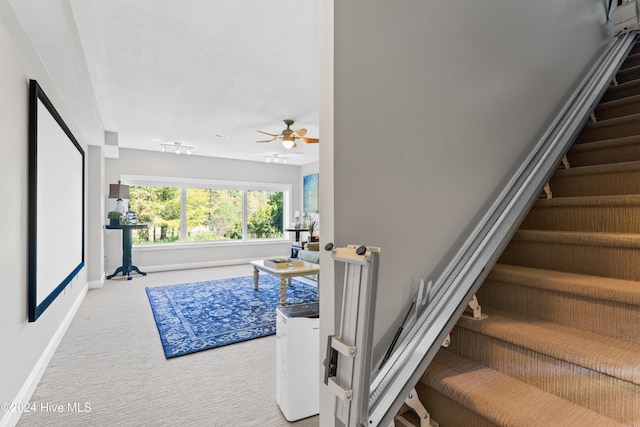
[282,136,296,149]
[257,119,319,150]
[161,141,195,155]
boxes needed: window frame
[120,175,291,248]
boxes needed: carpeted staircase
[415,44,640,426]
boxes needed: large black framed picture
[28,79,85,322]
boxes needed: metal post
[323,244,380,427]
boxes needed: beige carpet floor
[17,265,319,427]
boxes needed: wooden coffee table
[250,259,320,305]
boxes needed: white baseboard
[139,257,259,273]
[0,283,88,427]
[88,274,105,289]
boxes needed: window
[186,188,242,241]
[124,177,289,245]
[129,186,181,244]
[247,190,284,239]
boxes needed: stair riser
[595,100,640,121]
[568,142,640,166]
[621,54,640,70]
[576,120,640,144]
[476,279,640,344]
[615,67,640,85]
[498,239,640,281]
[415,384,498,427]
[549,168,640,197]
[520,204,640,233]
[446,327,639,424]
[600,83,640,103]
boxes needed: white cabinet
[275,302,320,421]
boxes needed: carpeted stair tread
[580,111,640,130]
[552,160,640,177]
[531,193,640,208]
[614,63,640,84]
[500,229,640,280]
[447,317,640,423]
[601,78,640,103]
[593,94,640,120]
[548,160,640,197]
[510,228,640,248]
[422,350,623,427]
[521,194,640,232]
[596,93,640,112]
[620,51,640,69]
[455,307,640,385]
[415,384,498,427]
[489,263,640,306]
[480,264,640,344]
[571,133,640,150]
[567,134,640,167]
[576,112,640,143]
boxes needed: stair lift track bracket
[462,294,489,321]
[393,388,439,427]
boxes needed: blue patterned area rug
[146,275,318,358]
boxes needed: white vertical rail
[367,32,637,427]
[324,245,380,427]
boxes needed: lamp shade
[109,180,130,199]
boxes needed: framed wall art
[303,173,318,214]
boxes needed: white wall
[318,0,335,421]
[0,4,94,425]
[105,148,307,272]
[320,0,611,424]
[87,145,105,288]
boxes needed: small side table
[285,228,308,258]
[106,224,148,280]
[285,228,308,242]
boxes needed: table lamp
[109,180,130,215]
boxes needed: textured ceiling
[10,0,319,165]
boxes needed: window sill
[133,238,291,252]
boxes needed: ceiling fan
[257,119,319,149]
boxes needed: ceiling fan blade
[257,137,277,143]
[302,137,319,144]
[294,128,307,137]
[257,130,280,137]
